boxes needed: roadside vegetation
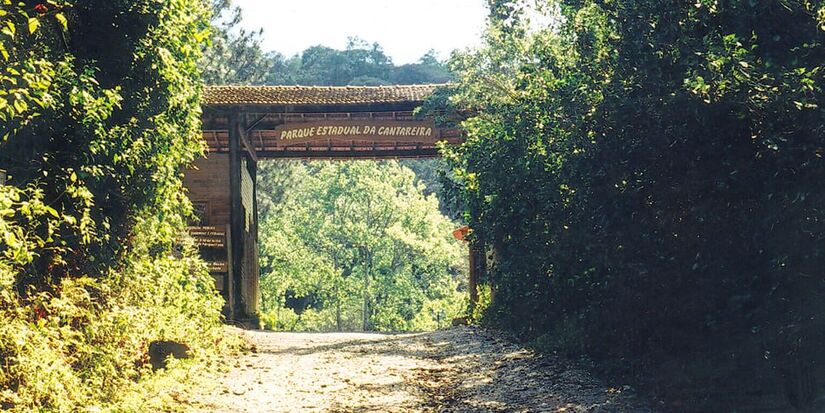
[2,0,823,411]
[0,0,462,407]
[439,0,825,409]
[0,0,238,411]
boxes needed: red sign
[453,226,470,242]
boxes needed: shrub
[442,0,825,407]
[1,0,228,410]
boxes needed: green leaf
[2,21,15,38]
[54,13,67,31]
[12,98,26,113]
[27,17,39,34]
[193,28,209,43]
[44,206,59,218]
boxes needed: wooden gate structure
[184,84,473,321]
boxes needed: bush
[0,1,229,410]
[443,0,825,407]
[258,161,467,333]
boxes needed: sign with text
[188,226,227,249]
[275,120,441,143]
[206,261,228,273]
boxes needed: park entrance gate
[185,85,478,322]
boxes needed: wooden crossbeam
[239,128,258,162]
[256,148,440,160]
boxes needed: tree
[1,0,223,409]
[441,0,825,407]
[258,40,451,87]
[258,161,466,332]
[2,0,209,289]
[202,0,269,84]
[391,50,453,85]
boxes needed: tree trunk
[336,285,342,332]
[362,249,372,331]
[362,269,369,331]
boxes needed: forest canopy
[202,18,453,87]
[257,161,467,332]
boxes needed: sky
[231,0,489,64]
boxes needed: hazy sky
[231,0,489,64]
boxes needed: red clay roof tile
[203,84,443,106]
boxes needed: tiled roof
[203,84,444,106]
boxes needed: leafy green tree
[202,0,270,84]
[259,161,466,332]
[281,38,393,86]
[255,160,307,219]
[1,0,225,410]
[441,0,825,406]
[391,50,453,84]
[2,0,212,287]
[259,39,452,87]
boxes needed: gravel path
[189,327,654,412]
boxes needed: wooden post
[247,157,260,316]
[224,224,235,319]
[453,226,481,312]
[228,113,244,320]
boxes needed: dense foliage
[443,0,825,408]
[258,161,467,332]
[201,0,270,85]
[1,0,228,410]
[263,40,452,86]
[201,11,453,88]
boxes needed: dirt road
[189,327,653,412]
